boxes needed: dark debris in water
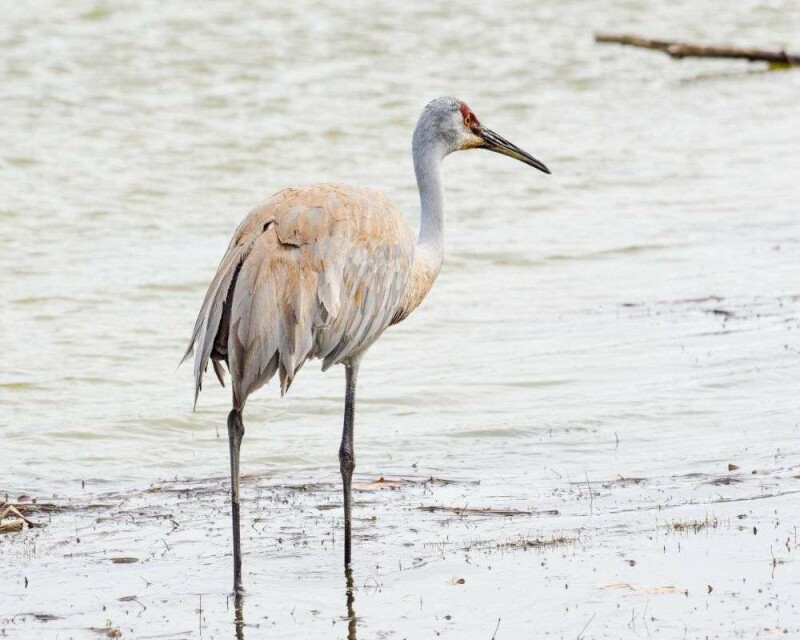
[668,516,719,533]
[487,535,575,551]
[617,293,800,328]
[33,613,63,622]
[417,505,534,517]
[705,476,743,486]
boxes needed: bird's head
[414,97,550,174]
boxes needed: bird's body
[183,97,549,596]
[184,183,437,407]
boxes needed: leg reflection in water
[345,566,358,640]
[234,592,244,640]
[229,571,356,639]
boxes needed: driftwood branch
[595,32,800,66]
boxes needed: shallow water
[3,468,800,638]
[2,0,800,637]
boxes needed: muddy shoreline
[3,460,798,638]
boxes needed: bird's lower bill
[479,127,551,174]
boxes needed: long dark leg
[227,408,245,596]
[339,359,360,566]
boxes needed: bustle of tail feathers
[180,341,229,411]
[177,344,200,409]
[178,342,204,411]
[181,244,250,410]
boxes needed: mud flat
[2,459,798,639]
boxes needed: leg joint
[339,448,355,475]
[227,409,244,440]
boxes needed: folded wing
[183,184,415,409]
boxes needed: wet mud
[3,458,798,639]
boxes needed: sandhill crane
[183,97,550,595]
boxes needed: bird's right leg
[339,358,360,566]
[227,408,245,596]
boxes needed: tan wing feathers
[185,184,416,409]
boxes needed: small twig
[577,613,596,639]
[491,617,501,639]
[585,472,593,516]
[0,505,40,527]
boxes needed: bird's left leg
[339,357,361,567]
[227,407,245,596]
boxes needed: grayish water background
[2,1,800,636]
[3,0,799,493]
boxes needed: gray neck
[412,123,447,266]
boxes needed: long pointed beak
[478,126,551,174]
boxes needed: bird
[182,96,550,596]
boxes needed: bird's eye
[464,113,475,127]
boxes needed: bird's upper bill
[460,102,551,175]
